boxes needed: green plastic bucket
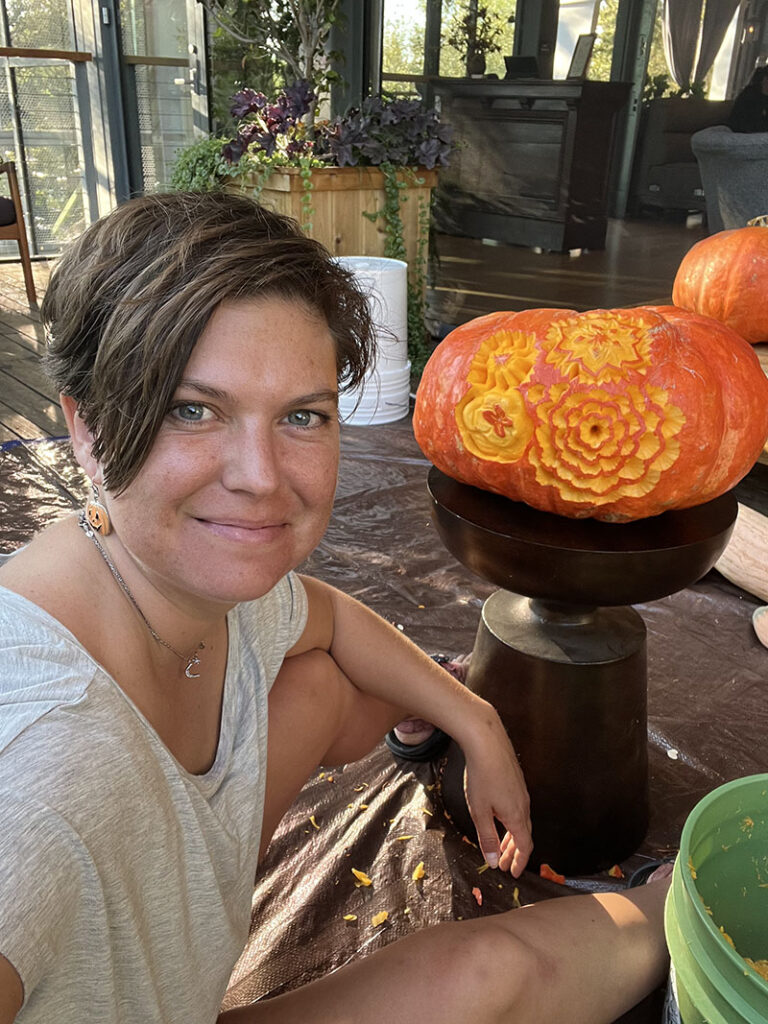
[665,774,768,1023]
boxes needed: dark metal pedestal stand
[428,468,737,876]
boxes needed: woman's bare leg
[221,878,670,1024]
[260,649,406,858]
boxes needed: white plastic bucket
[336,256,408,369]
[338,362,412,426]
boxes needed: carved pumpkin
[672,225,768,344]
[413,305,768,522]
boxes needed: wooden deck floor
[0,260,62,445]
[1,220,766,447]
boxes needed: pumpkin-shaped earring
[85,482,112,535]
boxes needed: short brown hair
[42,191,374,493]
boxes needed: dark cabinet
[432,79,630,252]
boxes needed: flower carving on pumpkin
[454,313,686,506]
[543,311,654,382]
[527,382,685,502]
[456,329,537,462]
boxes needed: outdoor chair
[0,161,36,306]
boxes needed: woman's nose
[219,429,282,495]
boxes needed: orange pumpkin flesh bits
[747,958,768,982]
[539,864,566,885]
[351,869,372,887]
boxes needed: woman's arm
[0,955,23,1023]
[289,575,532,875]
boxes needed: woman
[0,192,670,1024]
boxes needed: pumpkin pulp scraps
[539,863,566,885]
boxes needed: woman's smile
[193,517,288,545]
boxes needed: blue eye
[286,409,318,427]
[171,402,209,422]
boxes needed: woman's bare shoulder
[0,515,95,631]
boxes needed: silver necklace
[78,511,205,679]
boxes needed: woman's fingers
[474,816,502,870]
[499,834,515,873]
[465,783,533,877]
[459,705,533,876]
[501,814,533,877]
[474,811,531,877]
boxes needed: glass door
[0,0,94,254]
[118,0,208,194]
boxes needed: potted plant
[444,4,504,77]
[220,81,452,261]
[168,135,238,192]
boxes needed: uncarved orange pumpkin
[672,226,768,344]
[413,305,768,522]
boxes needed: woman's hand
[459,706,533,878]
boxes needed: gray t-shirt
[0,571,307,1023]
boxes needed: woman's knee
[423,918,550,1021]
[270,649,346,752]
[270,648,390,765]
[277,648,339,696]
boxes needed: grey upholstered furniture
[630,98,730,215]
[691,125,768,232]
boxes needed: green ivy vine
[363,163,432,381]
[227,151,321,230]
[297,157,315,234]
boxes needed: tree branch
[196,0,265,45]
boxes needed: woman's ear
[60,394,101,481]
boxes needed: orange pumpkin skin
[413,305,768,522]
[672,227,768,344]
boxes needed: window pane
[0,62,86,255]
[555,0,598,80]
[2,0,74,50]
[120,0,188,58]
[134,63,194,190]
[382,0,426,77]
[441,1,515,79]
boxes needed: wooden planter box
[232,165,438,269]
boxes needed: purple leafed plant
[223,80,317,164]
[323,97,454,169]
[222,82,453,170]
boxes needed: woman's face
[94,296,341,612]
